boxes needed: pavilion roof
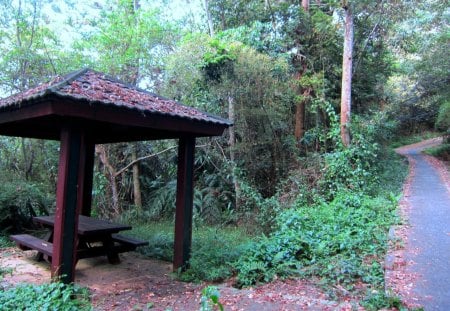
[0,69,231,142]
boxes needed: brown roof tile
[0,68,231,126]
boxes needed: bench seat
[10,234,53,256]
[112,234,148,248]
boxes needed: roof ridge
[47,68,91,93]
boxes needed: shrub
[235,191,398,290]
[0,282,91,310]
[435,100,450,132]
[131,222,253,283]
[179,227,253,282]
[320,131,381,199]
[0,181,51,234]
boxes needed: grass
[390,131,441,148]
[0,234,13,248]
[423,142,450,163]
[129,221,254,282]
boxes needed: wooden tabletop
[33,215,132,236]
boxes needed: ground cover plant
[130,222,254,282]
[0,282,92,311]
[233,127,409,307]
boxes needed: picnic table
[11,215,148,264]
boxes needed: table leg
[103,238,120,264]
[36,230,53,262]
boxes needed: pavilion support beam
[173,136,195,271]
[80,142,95,216]
[52,127,86,284]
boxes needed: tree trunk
[131,144,142,210]
[340,3,353,147]
[293,0,310,147]
[302,0,310,11]
[96,145,120,217]
[204,0,215,37]
[294,93,306,144]
[228,95,240,211]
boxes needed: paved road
[401,143,450,310]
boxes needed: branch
[115,145,177,177]
[114,144,210,177]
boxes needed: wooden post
[173,136,195,271]
[80,142,95,216]
[52,127,86,283]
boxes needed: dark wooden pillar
[52,127,86,283]
[80,142,95,216]
[173,136,195,270]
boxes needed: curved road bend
[400,141,450,310]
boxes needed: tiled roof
[0,68,231,126]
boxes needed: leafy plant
[200,286,224,311]
[0,282,91,310]
[179,227,252,283]
[435,100,450,133]
[0,181,51,234]
[131,222,253,283]
[362,291,416,311]
[235,189,400,293]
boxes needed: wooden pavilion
[0,68,231,283]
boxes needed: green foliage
[362,291,410,311]
[320,116,384,199]
[423,143,450,162]
[131,222,252,283]
[0,282,92,311]
[0,235,13,248]
[390,131,441,149]
[129,222,174,261]
[179,227,253,283]
[0,180,51,233]
[0,1,66,94]
[435,100,450,132]
[71,1,178,86]
[235,191,399,290]
[200,286,224,311]
[0,266,13,280]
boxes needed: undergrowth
[130,222,253,282]
[234,132,409,305]
[390,131,441,149]
[0,282,92,310]
[234,191,399,289]
[0,235,13,248]
[423,143,450,162]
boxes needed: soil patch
[1,247,364,310]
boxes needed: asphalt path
[401,142,450,310]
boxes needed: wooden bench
[112,234,148,250]
[10,234,53,257]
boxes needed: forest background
[0,0,448,309]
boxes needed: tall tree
[294,0,310,146]
[0,0,63,94]
[204,0,215,36]
[71,0,179,215]
[340,0,353,146]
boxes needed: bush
[435,100,450,132]
[0,181,51,234]
[179,227,253,282]
[424,143,450,161]
[0,282,91,310]
[131,222,253,283]
[235,191,399,289]
[320,135,380,199]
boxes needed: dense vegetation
[0,0,448,308]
